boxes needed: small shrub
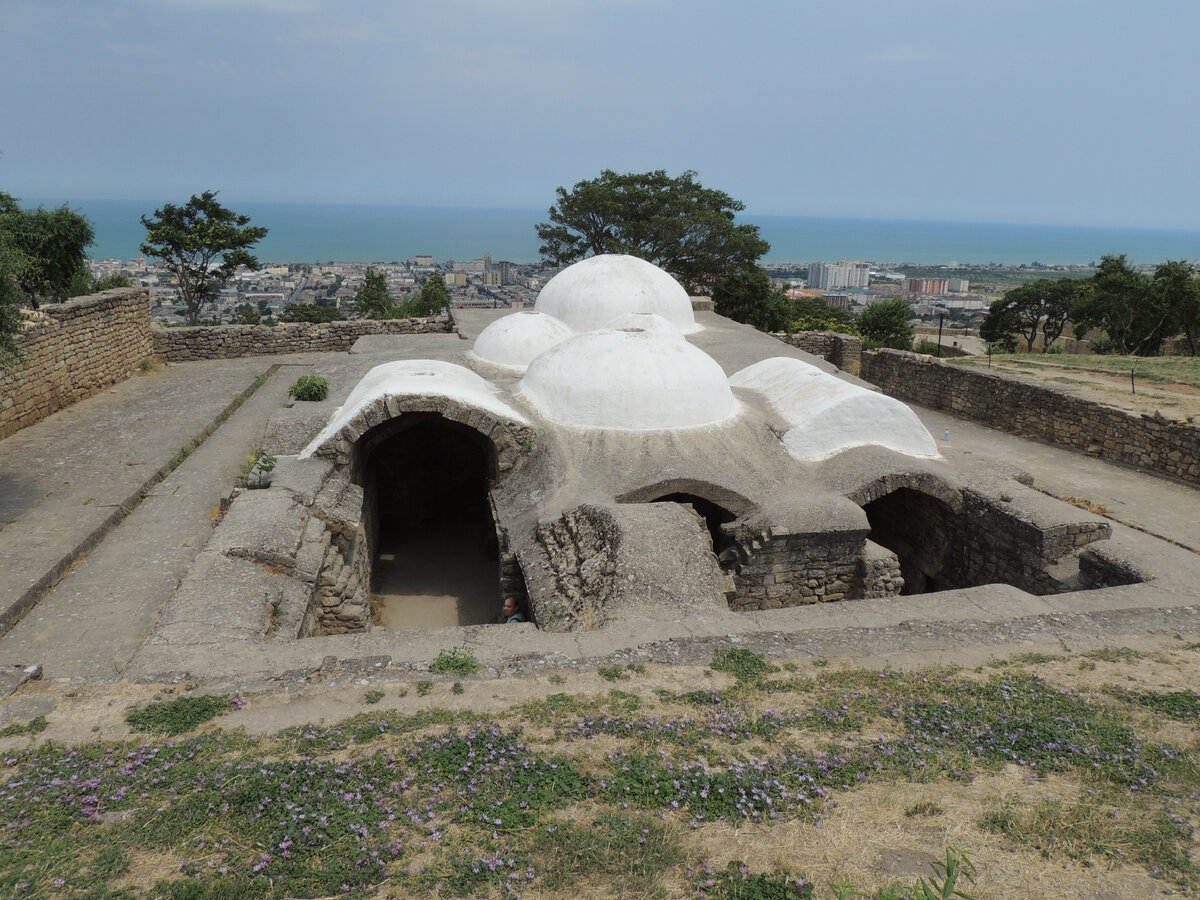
[451,682,465,695]
[288,375,329,401]
[914,338,942,356]
[364,689,385,704]
[598,665,628,682]
[125,695,236,735]
[431,645,478,676]
[417,681,433,696]
[711,649,778,685]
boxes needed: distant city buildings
[808,261,870,290]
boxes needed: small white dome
[520,329,736,431]
[731,357,940,461]
[535,254,699,334]
[471,311,574,371]
[601,312,688,342]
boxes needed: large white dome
[471,311,575,371]
[534,254,699,334]
[730,357,940,461]
[520,329,736,430]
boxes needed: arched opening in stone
[861,487,958,594]
[361,414,501,628]
[617,480,751,560]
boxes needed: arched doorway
[860,487,958,594]
[648,493,737,557]
[363,415,500,627]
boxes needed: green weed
[125,695,237,735]
[430,645,478,676]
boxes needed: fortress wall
[152,318,453,361]
[861,349,1200,485]
[0,289,152,439]
[773,331,862,375]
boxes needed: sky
[2,0,1198,230]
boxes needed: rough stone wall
[859,540,904,599]
[152,317,452,361]
[722,522,866,611]
[0,289,153,439]
[943,490,1111,595]
[773,331,862,376]
[861,349,1200,485]
[521,504,620,631]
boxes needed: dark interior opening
[649,493,737,556]
[366,417,500,627]
[861,487,958,595]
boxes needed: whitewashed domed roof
[601,312,687,341]
[520,329,735,430]
[471,311,575,371]
[731,357,940,461]
[534,254,699,334]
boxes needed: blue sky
[2,0,1198,229]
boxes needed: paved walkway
[0,343,1197,685]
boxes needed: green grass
[7,654,1200,898]
[430,645,479,676]
[124,694,237,735]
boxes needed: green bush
[289,375,329,401]
[125,695,237,735]
[430,645,479,676]
[913,338,942,355]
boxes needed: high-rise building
[808,261,870,290]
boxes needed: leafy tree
[233,303,260,325]
[140,191,267,325]
[536,169,770,292]
[281,303,344,323]
[1070,254,1167,355]
[790,295,857,334]
[400,273,450,317]
[1151,260,1200,356]
[0,191,94,305]
[711,266,793,332]
[856,297,914,350]
[0,260,22,366]
[980,278,1079,352]
[354,267,396,319]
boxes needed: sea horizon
[23,197,1200,268]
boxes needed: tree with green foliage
[0,191,94,306]
[140,191,267,325]
[281,303,344,323]
[536,169,770,292]
[354,267,396,319]
[400,273,450,317]
[856,297,915,350]
[980,277,1080,352]
[711,266,793,332]
[1070,254,1168,356]
[790,295,858,334]
[232,303,260,325]
[1151,260,1200,356]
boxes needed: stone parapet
[152,317,453,361]
[861,349,1200,485]
[773,331,862,375]
[0,289,153,439]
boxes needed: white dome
[731,357,940,461]
[601,312,687,341]
[471,311,574,371]
[534,254,699,334]
[520,329,736,431]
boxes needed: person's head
[502,596,519,617]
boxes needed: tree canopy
[711,267,793,333]
[141,191,267,326]
[0,191,94,307]
[536,170,769,292]
[856,298,915,350]
[980,278,1079,352]
[400,274,450,318]
[354,268,396,319]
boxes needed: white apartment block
[808,261,870,290]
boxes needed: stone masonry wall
[0,289,153,439]
[773,331,862,376]
[861,349,1200,485]
[722,522,866,611]
[152,317,453,361]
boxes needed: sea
[25,198,1200,267]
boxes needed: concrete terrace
[1,315,1199,695]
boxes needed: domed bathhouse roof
[519,327,736,431]
[600,312,688,341]
[533,254,700,334]
[730,357,941,461]
[301,359,529,458]
[470,310,575,371]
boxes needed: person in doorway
[500,595,526,624]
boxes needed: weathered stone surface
[147,551,281,644]
[207,490,307,569]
